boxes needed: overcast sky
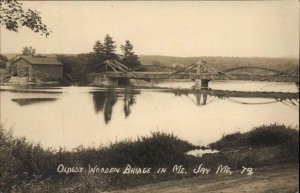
[0,1,299,57]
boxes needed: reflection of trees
[91,88,139,123]
[123,89,136,117]
[92,89,117,123]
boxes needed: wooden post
[202,90,208,104]
[195,91,201,106]
[194,62,202,89]
[201,79,210,89]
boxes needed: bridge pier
[108,78,119,86]
[108,78,132,86]
[194,79,211,89]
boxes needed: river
[0,80,298,150]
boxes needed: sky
[0,1,299,57]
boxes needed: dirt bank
[106,163,299,193]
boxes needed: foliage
[0,54,8,62]
[120,40,141,69]
[0,126,52,192]
[56,54,89,84]
[95,131,196,167]
[0,54,8,68]
[0,125,197,192]
[0,0,50,36]
[151,60,162,66]
[103,34,118,61]
[247,124,299,147]
[92,41,105,62]
[1,123,298,192]
[91,34,119,72]
[210,123,299,154]
[21,46,36,56]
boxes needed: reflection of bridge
[169,89,299,107]
[101,60,299,88]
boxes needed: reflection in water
[91,88,139,123]
[174,89,209,106]
[91,89,117,123]
[1,83,298,149]
[124,89,136,117]
[171,89,299,107]
[1,88,62,94]
[11,98,57,106]
[195,90,207,105]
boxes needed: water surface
[0,81,298,149]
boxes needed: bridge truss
[100,60,299,83]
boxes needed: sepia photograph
[0,0,299,192]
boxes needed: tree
[90,34,118,72]
[93,40,105,59]
[21,46,36,56]
[103,34,118,60]
[0,54,8,68]
[120,40,141,69]
[0,0,50,36]
[57,54,89,84]
[91,40,106,71]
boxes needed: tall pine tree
[120,40,141,69]
[103,34,118,61]
[91,40,105,71]
[91,35,118,72]
[93,40,105,59]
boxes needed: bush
[210,132,247,151]
[0,125,197,192]
[72,131,197,168]
[1,123,298,192]
[248,124,298,147]
[210,124,299,155]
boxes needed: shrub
[210,132,247,151]
[73,131,197,168]
[247,124,298,147]
[0,126,197,192]
[209,123,299,158]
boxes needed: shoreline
[0,124,298,192]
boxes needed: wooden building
[11,56,63,81]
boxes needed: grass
[0,123,298,192]
[210,123,299,151]
[0,126,198,192]
[207,123,299,168]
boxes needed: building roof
[12,56,63,66]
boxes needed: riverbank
[0,124,298,192]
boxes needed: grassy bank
[0,124,298,192]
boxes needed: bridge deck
[103,71,299,82]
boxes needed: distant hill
[3,53,299,72]
[4,53,75,60]
[138,55,299,71]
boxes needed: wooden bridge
[100,60,299,88]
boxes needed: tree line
[56,35,142,83]
[90,34,141,71]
